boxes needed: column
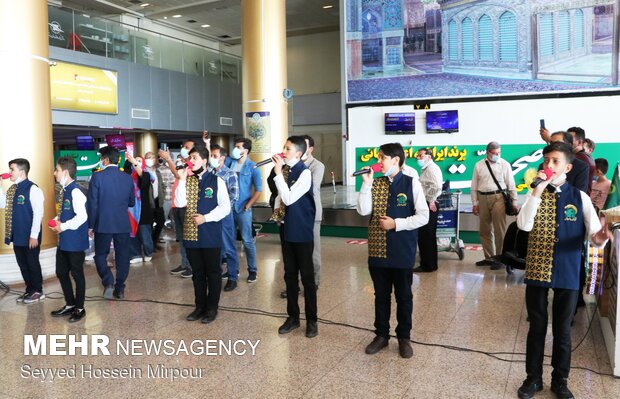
[133,131,158,157]
[241,0,288,203]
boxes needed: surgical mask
[193,165,205,175]
[209,157,220,169]
[551,173,567,186]
[417,159,426,168]
[285,158,299,167]
[145,159,155,168]
[60,174,68,187]
[98,161,106,170]
[180,148,190,158]
[384,164,397,177]
[593,175,599,182]
[490,155,500,163]
[302,153,309,161]
[231,147,243,160]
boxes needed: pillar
[241,0,288,203]
[0,1,56,284]
[133,131,158,157]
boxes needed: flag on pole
[603,162,620,210]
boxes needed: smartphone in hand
[539,119,545,129]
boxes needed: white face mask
[60,174,68,187]
[302,152,309,161]
[231,147,243,160]
[551,173,567,186]
[490,155,500,163]
[285,158,299,167]
[145,159,155,168]
[384,164,397,177]
[180,148,190,159]
[209,157,220,169]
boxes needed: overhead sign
[50,61,118,114]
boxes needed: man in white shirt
[471,142,518,268]
[413,148,443,273]
[0,158,45,303]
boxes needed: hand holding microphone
[531,168,553,189]
[352,163,382,177]
[254,153,284,168]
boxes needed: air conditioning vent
[131,108,150,119]
[219,117,233,126]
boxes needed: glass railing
[47,5,240,83]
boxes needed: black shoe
[103,285,114,299]
[68,308,86,323]
[506,264,515,275]
[201,311,218,324]
[490,261,504,270]
[223,280,237,292]
[550,379,574,399]
[278,317,300,334]
[365,336,389,354]
[306,321,318,338]
[476,259,493,266]
[170,265,185,275]
[221,271,229,280]
[398,338,413,358]
[412,266,433,273]
[247,272,257,283]
[280,289,287,298]
[113,290,124,300]
[186,308,206,321]
[51,305,75,317]
[517,376,543,399]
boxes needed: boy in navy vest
[356,143,429,358]
[49,157,88,322]
[272,136,318,338]
[516,142,609,399]
[175,147,230,324]
[0,158,45,304]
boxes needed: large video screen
[344,0,619,103]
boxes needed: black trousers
[282,240,317,322]
[525,285,579,381]
[56,250,86,308]
[369,266,414,339]
[186,247,222,313]
[418,202,438,271]
[152,205,165,243]
[14,245,43,294]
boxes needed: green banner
[54,150,127,177]
[355,143,620,193]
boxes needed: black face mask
[193,166,204,175]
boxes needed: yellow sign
[50,61,118,114]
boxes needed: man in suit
[87,146,135,300]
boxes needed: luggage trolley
[435,190,465,260]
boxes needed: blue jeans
[233,208,256,273]
[172,207,190,269]
[221,212,239,281]
[130,224,153,258]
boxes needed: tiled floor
[1,232,619,398]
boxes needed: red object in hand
[48,219,57,228]
[186,161,193,169]
[542,168,553,179]
[370,163,382,173]
[1,173,10,179]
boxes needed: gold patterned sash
[183,176,200,241]
[525,190,557,283]
[4,185,17,244]
[270,165,290,222]
[368,177,390,258]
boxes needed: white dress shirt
[356,172,429,231]
[517,184,603,245]
[304,155,325,221]
[174,174,230,222]
[471,158,517,206]
[59,187,88,232]
[401,164,419,180]
[0,182,45,239]
[273,159,312,209]
[419,161,443,203]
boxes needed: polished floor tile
[0,231,619,398]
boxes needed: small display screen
[75,135,95,150]
[384,113,415,135]
[105,134,127,150]
[426,110,459,133]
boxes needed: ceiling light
[163,16,167,19]
[140,3,150,7]
[172,14,182,18]
[201,24,211,28]
[322,5,333,9]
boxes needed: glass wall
[48,5,240,82]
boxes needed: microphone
[255,153,284,168]
[352,163,382,176]
[48,219,57,228]
[1,173,10,179]
[531,168,553,188]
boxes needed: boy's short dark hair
[57,156,77,179]
[183,139,196,148]
[595,158,609,174]
[190,147,210,160]
[584,138,595,152]
[234,137,252,153]
[418,148,433,158]
[8,158,30,175]
[550,131,573,146]
[543,142,575,164]
[379,143,405,167]
[567,127,586,142]
[99,146,120,165]
[210,144,228,158]
[287,136,307,156]
[302,135,315,148]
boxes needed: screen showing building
[426,110,458,133]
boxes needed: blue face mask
[490,155,500,163]
[417,159,426,168]
[231,147,243,160]
[209,157,220,169]
[593,175,599,182]
[180,148,190,159]
[384,164,397,177]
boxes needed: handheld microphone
[48,219,57,228]
[531,168,553,188]
[255,153,284,168]
[352,163,382,177]
[1,173,10,179]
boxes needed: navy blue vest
[184,173,223,249]
[368,172,418,269]
[282,162,315,243]
[525,183,585,290]
[7,179,41,246]
[58,182,89,252]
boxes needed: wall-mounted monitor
[75,135,95,150]
[385,113,415,135]
[105,134,127,150]
[426,110,459,133]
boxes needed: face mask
[285,158,299,167]
[551,173,567,185]
[231,147,243,160]
[593,175,599,182]
[60,175,68,187]
[384,164,397,177]
[302,153,309,161]
[145,159,155,168]
[193,165,205,175]
[98,161,106,170]
[417,159,426,168]
[180,148,190,158]
[490,155,500,163]
[209,158,220,169]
